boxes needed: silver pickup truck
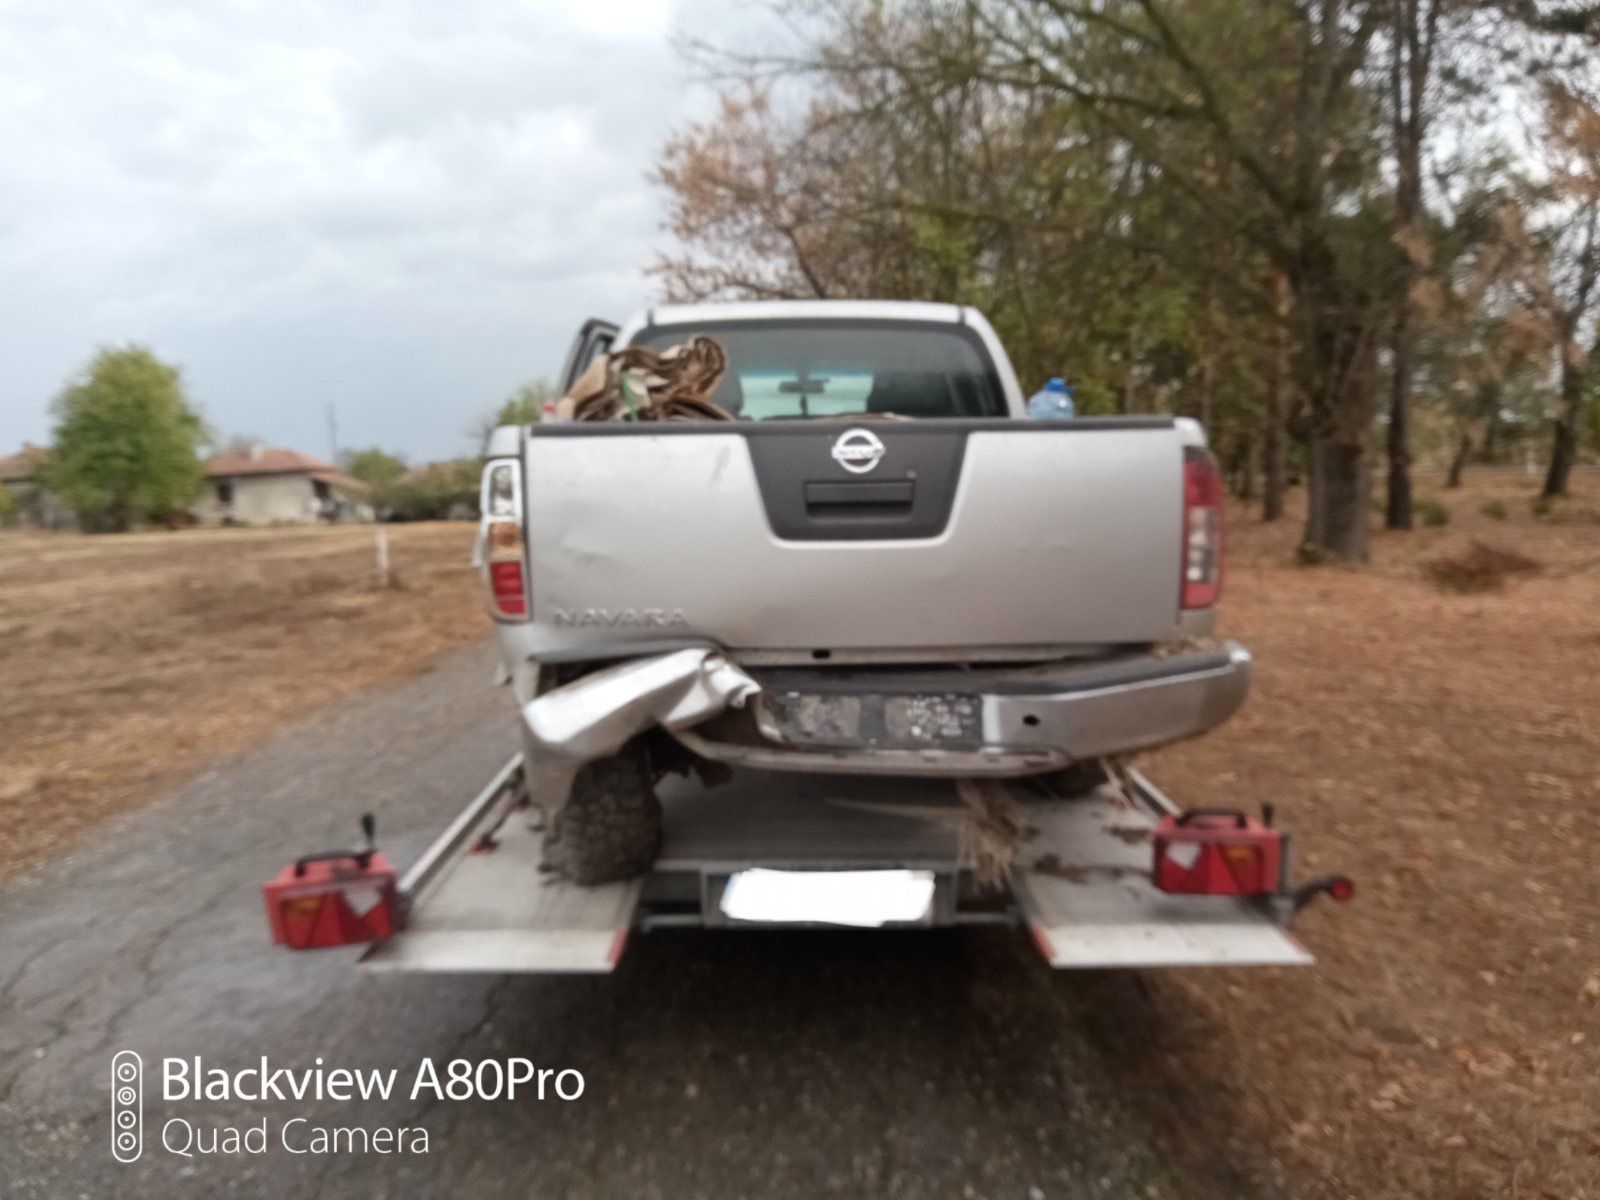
[476,300,1248,887]
[272,299,1350,974]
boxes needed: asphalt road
[0,644,1277,1200]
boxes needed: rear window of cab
[629,320,1006,420]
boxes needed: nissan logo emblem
[831,428,886,474]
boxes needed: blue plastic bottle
[1026,377,1076,419]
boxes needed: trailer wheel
[546,740,662,885]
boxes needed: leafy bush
[385,459,481,521]
[1479,500,1508,520]
[1424,541,1540,594]
[1415,498,1450,527]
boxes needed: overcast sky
[0,0,750,463]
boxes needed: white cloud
[0,0,737,460]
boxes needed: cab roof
[642,300,967,328]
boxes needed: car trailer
[305,755,1350,975]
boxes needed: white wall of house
[194,473,327,526]
[0,480,75,529]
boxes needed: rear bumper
[981,642,1251,760]
[675,643,1252,777]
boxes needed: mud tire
[1044,759,1110,798]
[546,740,662,885]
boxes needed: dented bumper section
[675,643,1252,776]
[522,647,761,764]
[520,643,1251,781]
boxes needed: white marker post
[375,527,390,588]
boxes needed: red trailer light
[264,816,399,950]
[1153,808,1280,896]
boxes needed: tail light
[1181,447,1224,609]
[479,460,528,619]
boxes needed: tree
[342,447,408,512]
[386,459,482,521]
[1531,86,1600,497]
[472,379,554,452]
[666,0,1417,559]
[47,347,204,532]
[981,0,1399,562]
[0,481,14,524]
[1383,0,1458,529]
[496,380,554,425]
[661,1,1595,550]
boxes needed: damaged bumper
[676,643,1252,777]
[520,642,1251,781]
[522,647,760,764]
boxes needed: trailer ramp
[1011,781,1313,968]
[362,757,1312,973]
[361,757,638,974]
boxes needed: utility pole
[327,403,339,465]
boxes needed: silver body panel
[523,425,1190,660]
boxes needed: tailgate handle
[803,480,915,520]
[802,480,914,522]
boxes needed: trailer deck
[361,756,1312,974]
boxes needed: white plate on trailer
[719,868,936,927]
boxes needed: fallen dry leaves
[2,476,1596,1198]
[1137,472,1600,1200]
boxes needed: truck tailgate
[525,418,1186,660]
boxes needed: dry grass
[1424,540,1543,594]
[2,474,1597,1197]
[1138,471,1600,1200]
[0,522,484,875]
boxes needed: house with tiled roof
[195,445,372,526]
[0,443,73,528]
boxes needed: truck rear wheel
[546,740,662,885]
[1045,759,1110,798]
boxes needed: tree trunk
[1262,271,1291,523]
[1542,355,1586,498]
[1291,251,1379,563]
[108,492,134,534]
[1118,325,1141,415]
[1482,408,1502,461]
[1302,433,1369,562]
[1384,0,1426,532]
[1445,432,1471,488]
[1385,298,1415,528]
